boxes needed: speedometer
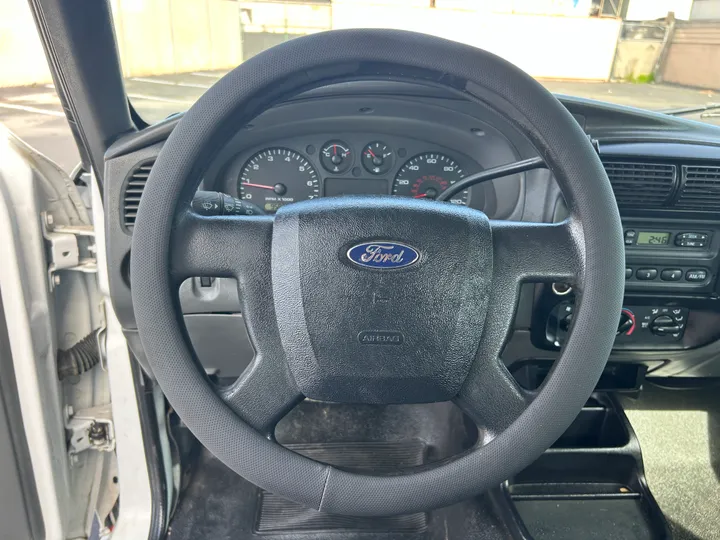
[392,153,469,205]
[239,148,319,213]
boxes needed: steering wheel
[131,29,624,516]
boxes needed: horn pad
[271,196,493,404]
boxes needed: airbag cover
[271,196,492,403]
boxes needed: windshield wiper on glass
[662,103,720,118]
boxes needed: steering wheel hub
[272,196,492,403]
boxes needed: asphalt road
[1,72,718,174]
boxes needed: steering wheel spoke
[454,356,530,440]
[453,218,581,440]
[170,212,274,283]
[172,210,300,435]
[491,218,582,285]
[220,355,304,436]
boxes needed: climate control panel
[546,302,689,349]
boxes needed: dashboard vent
[602,161,677,208]
[676,165,720,211]
[122,159,154,230]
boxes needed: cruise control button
[686,269,708,282]
[636,268,658,280]
[660,269,683,281]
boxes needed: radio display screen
[636,232,671,246]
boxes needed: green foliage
[625,72,656,84]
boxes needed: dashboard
[226,137,479,213]
[104,80,720,386]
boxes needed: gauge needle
[243,182,275,190]
[366,148,377,158]
[414,193,428,199]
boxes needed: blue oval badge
[346,241,420,269]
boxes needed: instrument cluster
[230,136,480,214]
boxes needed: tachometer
[392,153,469,205]
[239,148,319,213]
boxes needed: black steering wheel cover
[131,29,624,515]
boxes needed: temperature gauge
[321,140,353,174]
[362,141,394,175]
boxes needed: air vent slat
[122,159,155,229]
[601,161,676,208]
[676,165,720,211]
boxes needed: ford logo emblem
[346,241,420,269]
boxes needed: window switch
[200,276,213,288]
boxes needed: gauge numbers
[239,148,319,213]
[392,153,469,205]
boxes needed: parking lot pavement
[1,72,718,175]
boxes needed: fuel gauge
[362,141,394,175]
[321,140,353,174]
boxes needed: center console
[622,219,718,294]
[539,218,720,352]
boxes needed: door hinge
[41,211,96,290]
[65,404,115,464]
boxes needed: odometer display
[239,148,319,213]
[392,153,469,205]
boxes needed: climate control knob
[617,308,636,336]
[650,315,681,337]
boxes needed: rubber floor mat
[256,440,428,533]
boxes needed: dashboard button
[625,267,633,279]
[624,230,636,245]
[660,269,683,281]
[676,233,709,247]
[686,269,708,282]
[636,268,658,280]
[680,240,704,248]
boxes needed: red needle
[333,144,337,156]
[366,147,377,158]
[414,193,428,199]
[243,182,275,190]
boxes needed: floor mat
[622,384,720,540]
[257,441,428,533]
[167,402,512,540]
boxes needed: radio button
[624,230,636,246]
[686,269,708,282]
[680,240,705,248]
[636,268,658,280]
[660,269,683,281]
[675,232,709,248]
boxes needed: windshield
[114,1,720,126]
[113,1,720,125]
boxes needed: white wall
[1,0,622,87]
[690,0,720,20]
[625,0,694,20]
[0,0,53,86]
[332,2,622,80]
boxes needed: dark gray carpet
[622,384,720,540]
